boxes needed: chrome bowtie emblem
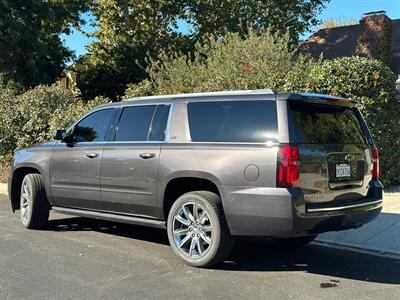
[344,154,355,162]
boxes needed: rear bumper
[223,181,383,237]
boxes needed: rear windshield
[188,100,278,143]
[288,102,367,144]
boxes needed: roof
[122,89,275,102]
[299,19,400,74]
[97,90,349,109]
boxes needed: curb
[0,183,7,195]
[312,239,400,260]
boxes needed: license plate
[336,163,351,178]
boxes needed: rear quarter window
[288,102,367,144]
[187,100,278,143]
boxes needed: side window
[187,100,278,143]
[148,105,170,141]
[74,109,114,143]
[115,105,156,141]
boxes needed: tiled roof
[299,19,400,74]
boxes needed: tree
[76,0,188,100]
[0,0,89,89]
[181,0,329,44]
[79,0,329,100]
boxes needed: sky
[60,0,400,60]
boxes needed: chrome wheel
[172,202,213,259]
[20,178,32,225]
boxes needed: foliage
[180,0,329,44]
[0,0,89,89]
[126,31,400,186]
[289,57,400,185]
[79,0,329,100]
[0,85,19,161]
[75,0,188,100]
[13,85,77,149]
[0,85,110,164]
[49,96,110,133]
[318,17,357,29]
[125,29,314,97]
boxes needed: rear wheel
[167,191,234,267]
[273,235,317,247]
[20,174,50,229]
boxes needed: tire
[20,174,50,229]
[273,235,317,247]
[167,191,234,267]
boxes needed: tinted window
[288,102,366,144]
[115,105,156,141]
[148,105,170,141]
[74,109,114,142]
[188,100,278,143]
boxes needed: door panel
[50,108,115,210]
[99,104,170,218]
[50,143,105,210]
[100,143,161,217]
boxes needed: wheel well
[163,177,220,219]
[10,167,40,211]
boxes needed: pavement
[0,182,399,259]
[315,192,400,258]
[0,195,399,299]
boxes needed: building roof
[299,19,400,74]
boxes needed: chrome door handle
[86,153,100,159]
[139,153,156,159]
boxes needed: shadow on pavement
[47,215,400,285]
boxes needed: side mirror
[53,130,65,141]
[63,133,76,145]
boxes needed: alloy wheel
[172,202,213,259]
[20,178,32,225]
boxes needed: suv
[9,90,383,267]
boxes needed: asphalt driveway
[0,195,399,300]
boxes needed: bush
[49,96,110,133]
[125,29,316,97]
[125,31,400,186]
[0,86,19,159]
[287,57,400,186]
[0,85,110,164]
[14,85,77,149]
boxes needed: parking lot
[0,195,399,300]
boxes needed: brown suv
[9,90,383,267]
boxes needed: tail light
[371,145,379,180]
[277,145,300,187]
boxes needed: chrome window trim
[68,103,173,145]
[77,141,165,145]
[65,107,116,134]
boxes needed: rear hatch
[286,97,374,207]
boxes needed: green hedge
[126,30,400,186]
[0,85,110,163]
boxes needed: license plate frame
[335,163,351,178]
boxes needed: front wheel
[20,174,50,229]
[167,191,234,267]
